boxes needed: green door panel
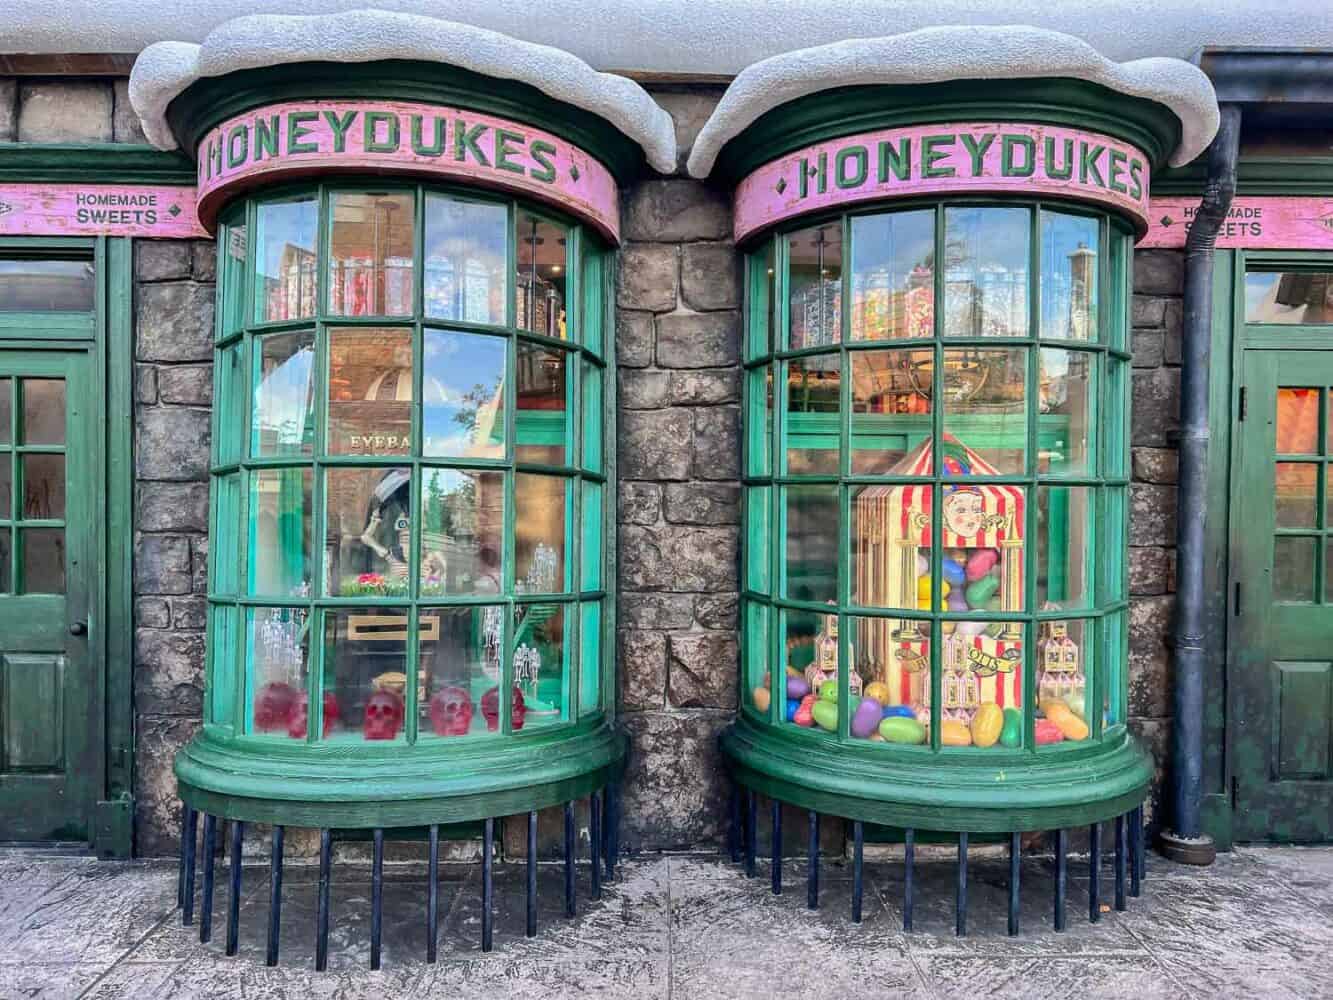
[0,349,97,842]
[1230,349,1333,841]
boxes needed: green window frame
[741,199,1133,756]
[206,181,613,746]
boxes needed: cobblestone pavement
[0,845,1329,999]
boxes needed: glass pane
[419,605,503,738]
[783,606,852,731]
[515,473,567,593]
[948,487,1026,614]
[746,244,776,360]
[0,460,8,519]
[942,348,1028,474]
[422,329,506,459]
[0,527,8,592]
[1103,487,1127,602]
[850,209,935,341]
[1104,359,1129,478]
[325,466,411,597]
[419,468,505,597]
[21,379,64,445]
[851,347,933,474]
[246,468,312,598]
[579,601,602,714]
[514,602,568,729]
[21,453,63,519]
[1040,349,1093,475]
[424,195,507,325]
[207,604,237,727]
[582,362,603,473]
[853,616,929,742]
[328,192,415,317]
[788,223,842,350]
[1276,463,1318,529]
[321,606,409,742]
[216,342,244,465]
[939,621,1025,748]
[1037,486,1092,610]
[0,259,93,312]
[1277,388,1319,454]
[943,207,1029,337]
[1246,271,1333,324]
[1040,211,1099,340]
[745,486,772,594]
[852,482,925,612]
[211,474,239,594]
[254,198,317,323]
[327,327,413,456]
[785,354,840,475]
[218,209,247,336]
[1037,619,1093,744]
[516,213,568,337]
[581,480,602,591]
[252,332,315,457]
[516,342,568,465]
[745,366,773,478]
[20,527,63,593]
[245,607,310,738]
[744,600,772,716]
[784,485,837,604]
[1274,535,1316,602]
[0,378,9,444]
[581,248,605,355]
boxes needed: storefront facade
[0,1,1329,912]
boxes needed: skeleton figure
[359,504,448,581]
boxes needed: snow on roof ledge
[688,26,1219,178]
[127,9,677,174]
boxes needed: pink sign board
[733,122,1150,243]
[1140,196,1333,250]
[197,100,620,242]
[0,184,204,238]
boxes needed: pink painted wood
[196,100,620,242]
[733,122,1151,244]
[0,184,204,238]
[1140,196,1333,250]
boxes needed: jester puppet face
[942,487,985,538]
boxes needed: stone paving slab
[0,848,1329,998]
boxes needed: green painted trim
[165,60,644,185]
[1152,156,1333,196]
[722,716,1152,832]
[710,79,1182,185]
[0,143,195,185]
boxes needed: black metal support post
[1131,804,1144,897]
[199,814,217,944]
[1089,822,1102,923]
[590,790,602,901]
[564,801,576,918]
[806,811,819,911]
[1167,103,1241,867]
[903,828,915,932]
[1054,829,1067,933]
[605,783,619,881]
[771,800,782,895]
[852,821,863,924]
[266,825,284,967]
[744,789,757,878]
[482,817,494,953]
[316,829,332,972]
[370,829,383,970]
[1008,831,1021,937]
[177,803,192,908]
[181,806,198,927]
[956,832,969,937]
[427,825,439,963]
[225,821,243,957]
[1115,814,1128,912]
[526,810,538,938]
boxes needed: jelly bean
[965,575,1000,608]
[941,719,972,746]
[916,576,932,602]
[965,548,999,582]
[942,559,967,586]
[851,698,883,739]
[864,681,891,706]
[916,553,930,576]
[947,590,968,612]
[787,676,811,700]
[794,694,816,727]
[956,619,988,636]
[818,680,838,702]
[786,698,800,722]
[881,704,916,719]
[999,707,1022,748]
[1035,719,1065,744]
[941,621,956,636]
[753,687,771,713]
[811,700,838,731]
[879,716,927,744]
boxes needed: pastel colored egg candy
[956,619,988,637]
[811,699,839,731]
[851,698,883,739]
[864,681,891,706]
[999,707,1023,748]
[879,716,927,744]
[964,575,1000,608]
[916,576,932,602]
[942,559,966,586]
[941,621,956,635]
[881,704,916,719]
[794,694,816,727]
[1053,712,1089,741]
[786,698,800,722]
[787,675,811,700]
[916,553,930,576]
[818,680,838,702]
[970,703,1003,748]
[947,590,968,611]
[1034,719,1065,744]
[941,719,972,746]
[965,548,999,581]
[752,686,771,713]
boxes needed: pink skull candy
[254,681,299,732]
[287,691,340,739]
[428,685,474,737]
[480,684,526,732]
[363,689,404,740]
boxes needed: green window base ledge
[721,717,1152,834]
[175,723,627,828]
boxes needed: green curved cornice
[0,143,195,184]
[1152,155,1333,196]
[164,60,645,185]
[710,78,1183,185]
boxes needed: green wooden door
[1231,349,1333,841]
[0,348,97,842]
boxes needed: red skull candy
[428,685,474,737]
[363,689,404,740]
[254,681,299,733]
[287,690,340,739]
[480,684,526,732]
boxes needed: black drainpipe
[1160,104,1240,866]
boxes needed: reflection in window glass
[1246,271,1333,324]
[21,527,63,593]
[1276,463,1317,529]
[515,473,566,593]
[21,379,64,445]
[0,528,8,593]
[1276,388,1319,453]
[246,606,310,739]
[788,224,842,350]
[745,366,774,478]
[255,198,317,323]
[1037,619,1092,743]
[247,468,312,598]
[252,332,314,457]
[325,466,411,597]
[0,259,94,312]
[322,606,410,742]
[208,605,237,727]
[514,602,568,729]
[785,354,840,475]
[424,196,507,325]
[1040,211,1098,340]
[850,348,932,474]
[327,328,413,456]
[218,212,247,336]
[211,474,239,595]
[1274,535,1317,602]
[580,601,601,714]
[422,330,505,459]
[419,605,503,738]
[0,378,10,445]
[216,343,244,465]
[1039,348,1093,475]
[942,348,1028,474]
[515,342,568,465]
[943,207,1029,337]
[516,213,567,338]
[419,468,504,596]
[1037,486,1092,610]
[746,243,777,360]
[0,462,9,519]
[21,454,63,519]
[743,600,771,715]
[850,210,935,341]
[328,192,415,317]
[784,486,838,604]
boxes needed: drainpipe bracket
[1158,829,1217,866]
